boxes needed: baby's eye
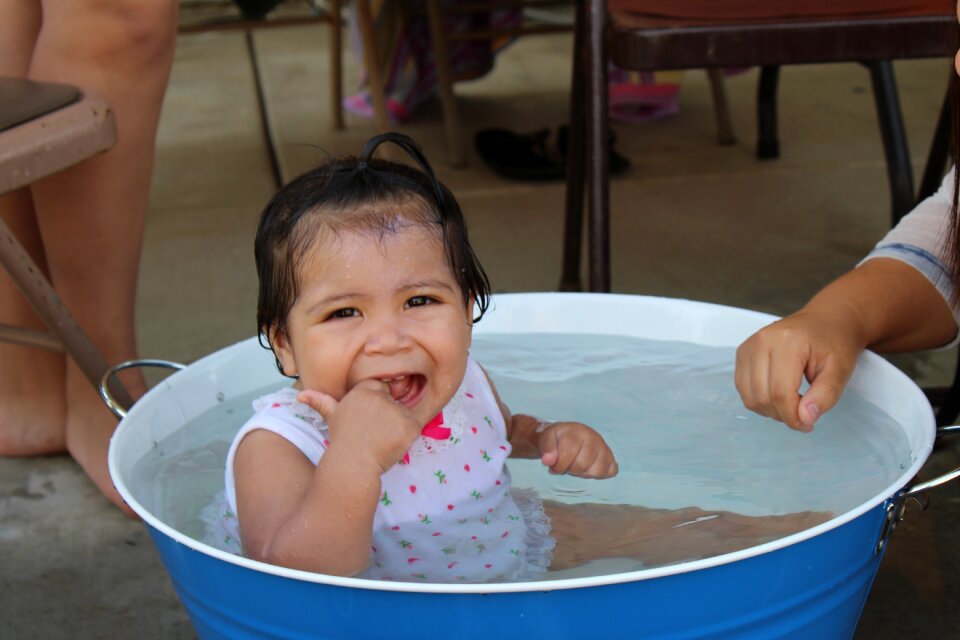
[329,308,359,319]
[406,295,434,308]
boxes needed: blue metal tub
[108,293,951,639]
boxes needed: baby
[207,132,824,583]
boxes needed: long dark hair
[950,70,960,300]
[254,132,491,361]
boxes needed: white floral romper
[207,357,555,583]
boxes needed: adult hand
[297,380,422,473]
[734,310,862,432]
[538,421,618,478]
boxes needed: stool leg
[0,217,132,409]
[706,68,736,146]
[560,0,587,292]
[917,83,952,202]
[757,65,780,160]
[425,0,466,167]
[586,0,610,293]
[328,0,345,130]
[868,60,914,226]
[355,0,391,133]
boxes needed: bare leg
[545,501,830,570]
[0,0,179,514]
[0,1,67,456]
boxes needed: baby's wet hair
[255,132,491,356]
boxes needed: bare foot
[64,366,144,518]
[0,344,67,455]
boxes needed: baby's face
[273,222,473,427]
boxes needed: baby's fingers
[296,389,339,422]
[571,445,618,479]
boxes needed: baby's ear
[269,324,298,378]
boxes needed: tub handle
[99,359,186,420]
[876,424,960,553]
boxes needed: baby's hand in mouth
[298,380,422,473]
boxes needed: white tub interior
[108,293,935,593]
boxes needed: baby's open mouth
[382,374,426,407]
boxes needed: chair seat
[607,0,955,69]
[0,80,114,194]
[608,0,950,23]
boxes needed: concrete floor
[4,14,960,639]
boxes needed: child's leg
[544,501,829,570]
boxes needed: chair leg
[867,60,915,226]
[706,68,736,146]
[424,0,466,167]
[934,349,960,427]
[0,217,133,409]
[756,65,780,160]
[560,0,588,292]
[586,0,610,293]
[917,83,952,202]
[355,0,391,133]
[328,0,344,130]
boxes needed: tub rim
[108,292,935,594]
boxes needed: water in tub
[129,333,911,580]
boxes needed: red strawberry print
[465,393,474,399]
[501,531,509,538]
[464,464,471,472]
[391,526,400,531]
[484,564,493,569]
[447,504,455,511]
[271,403,281,408]
[407,558,420,564]
[409,485,417,494]
[448,562,458,569]
[432,532,442,537]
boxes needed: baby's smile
[380,373,427,407]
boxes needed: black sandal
[474,128,566,181]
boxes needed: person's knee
[47,0,179,69]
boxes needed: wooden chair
[0,77,133,408]
[561,0,958,293]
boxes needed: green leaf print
[380,492,392,506]
[434,470,447,484]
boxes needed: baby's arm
[234,429,381,575]
[481,368,618,479]
[234,380,422,576]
